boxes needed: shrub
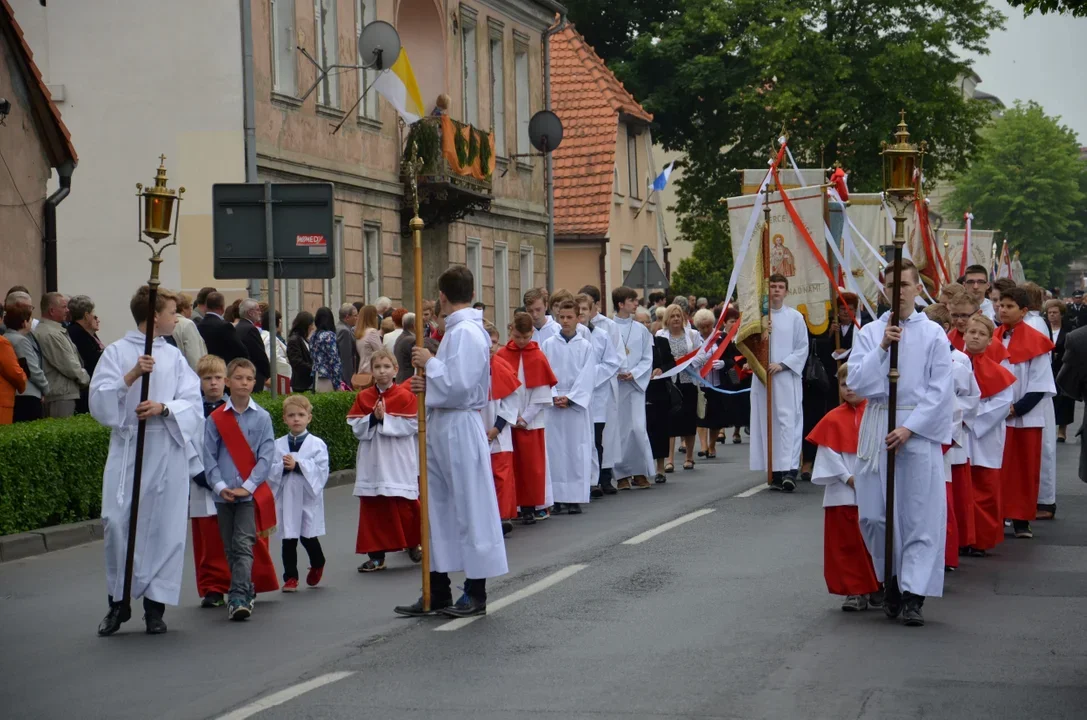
[0,391,361,536]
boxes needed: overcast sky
[962,1,1087,144]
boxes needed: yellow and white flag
[373,49,425,123]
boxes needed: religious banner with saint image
[728,186,831,383]
[942,228,995,278]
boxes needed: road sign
[212,183,336,279]
[623,246,669,293]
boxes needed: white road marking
[735,483,770,498]
[216,671,355,720]
[621,508,717,545]
[434,564,589,631]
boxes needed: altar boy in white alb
[542,300,598,514]
[93,287,203,636]
[395,266,507,619]
[749,274,808,492]
[847,259,952,628]
[609,286,655,486]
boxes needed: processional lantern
[880,111,924,211]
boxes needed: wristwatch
[160,403,170,418]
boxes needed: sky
[963,1,1087,144]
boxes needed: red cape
[949,328,1009,363]
[490,355,521,401]
[967,352,1017,399]
[496,341,557,389]
[805,400,866,455]
[994,321,1054,364]
[348,381,418,418]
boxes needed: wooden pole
[824,190,842,402]
[884,210,906,590]
[763,189,774,486]
[407,144,431,612]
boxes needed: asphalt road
[3,434,1087,720]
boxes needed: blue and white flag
[650,161,675,192]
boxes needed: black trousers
[594,422,612,484]
[281,537,326,581]
[430,571,486,603]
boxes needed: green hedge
[0,391,360,536]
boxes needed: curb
[0,469,356,564]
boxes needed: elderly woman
[658,303,705,471]
[66,294,103,414]
[383,308,406,351]
[1,301,47,422]
[693,308,729,459]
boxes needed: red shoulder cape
[490,354,521,401]
[967,352,1017,399]
[950,328,1009,363]
[347,381,418,418]
[805,400,866,455]
[496,341,558,388]
[994,322,1053,364]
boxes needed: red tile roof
[1,0,78,166]
[550,24,651,238]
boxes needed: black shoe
[552,502,565,515]
[97,603,132,636]
[781,475,796,493]
[440,593,487,618]
[501,520,513,536]
[590,485,604,499]
[567,503,582,515]
[867,589,885,609]
[1013,520,1033,539]
[394,595,452,617]
[201,592,225,608]
[884,580,902,620]
[901,592,925,627]
[520,508,536,526]
[601,480,618,495]
[769,475,784,492]
[801,471,812,483]
[653,473,667,484]
[145,615,168,634]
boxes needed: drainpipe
[241,0,261,299]
[43,161,74,292]
[542,12,567,294]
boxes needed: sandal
[357,559,386,573]
[697,451,706,458]
[732,435,741,444]
[706,452,716,459]
[683,461,695,470]
[664,463,675,473]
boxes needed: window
[314,0,338,107]
[614,166,622,196]
[466,238,483,302]
[489,33,506,157]
[627,131,640,199]
[281,279,302,336]
[520,244,534,294]
[514,40,530,156]
[461,12,479,126]
[364,225,381,302]
[355,0,378,120]
[621,246,634,277]
[271,0,297,96]
[494,242,509,340]
[325,217,345,309]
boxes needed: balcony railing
[400,115,495,231]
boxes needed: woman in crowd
[383,308,406,351]
[1,303,48,422]
[310,307,342,393]
[660,304,704,472]
[261,307,291,394]
[716,306,750,444]
[1046,298,1074,441]
[638,307,675,484]
[286,311,315,393]
[66,294,103,414]
[354,305,383,386]
[693,309,727,459]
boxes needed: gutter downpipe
[43,162,73,292]
[543,12,567,294]
[241,0,261,299]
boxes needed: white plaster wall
[9,0,247,342]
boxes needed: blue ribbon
[683,367,751,395]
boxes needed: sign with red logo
[296,234,327,247]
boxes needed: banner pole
[763,187,774,486]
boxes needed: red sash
[806,400,866,454]
[211,404,277,537]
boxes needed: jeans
[281,537,325,581]
[430,572,486,604]
[216,502,255,602]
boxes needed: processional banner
[942,229,995,278]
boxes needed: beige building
[0,1,77,307]
[549,24,665,300]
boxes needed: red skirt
[824,506,880,596]
[972,466,1004,550]
[491,451,517,520]
[951,463,975,547]
[1001,426,1041,521]
[191,516,279,596]
[356,496,421,554]
[512,428,547,507]
[945,483,959,569]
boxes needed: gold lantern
[880,111,925,214]
[135,155,185,279]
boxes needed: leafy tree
[563,1,679,65]
[564,0,1005,292]
[946,101,1086,288]
[1006,0,1086,17]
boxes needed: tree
[564,0,1005,292]
[563,1,679,63]
[946,102,1086,288]
[1006,0,1086,17]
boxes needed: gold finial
[406,141,425,219]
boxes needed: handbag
[351,372,374,390]
[804,342,829,392]
[666,378,684,418]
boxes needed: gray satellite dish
[358,20,401,71]
[528,110,563,153]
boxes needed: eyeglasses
[950,312,976,320]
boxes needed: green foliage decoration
[404,119,440,174]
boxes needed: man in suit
[197,291,248,365]
[1067,291,1087,330]
[235,298,271,391]
[1057,324,1087,484]
[336,303,359,387]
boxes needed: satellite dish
[528,110,563,153]
[358,20,401,71]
